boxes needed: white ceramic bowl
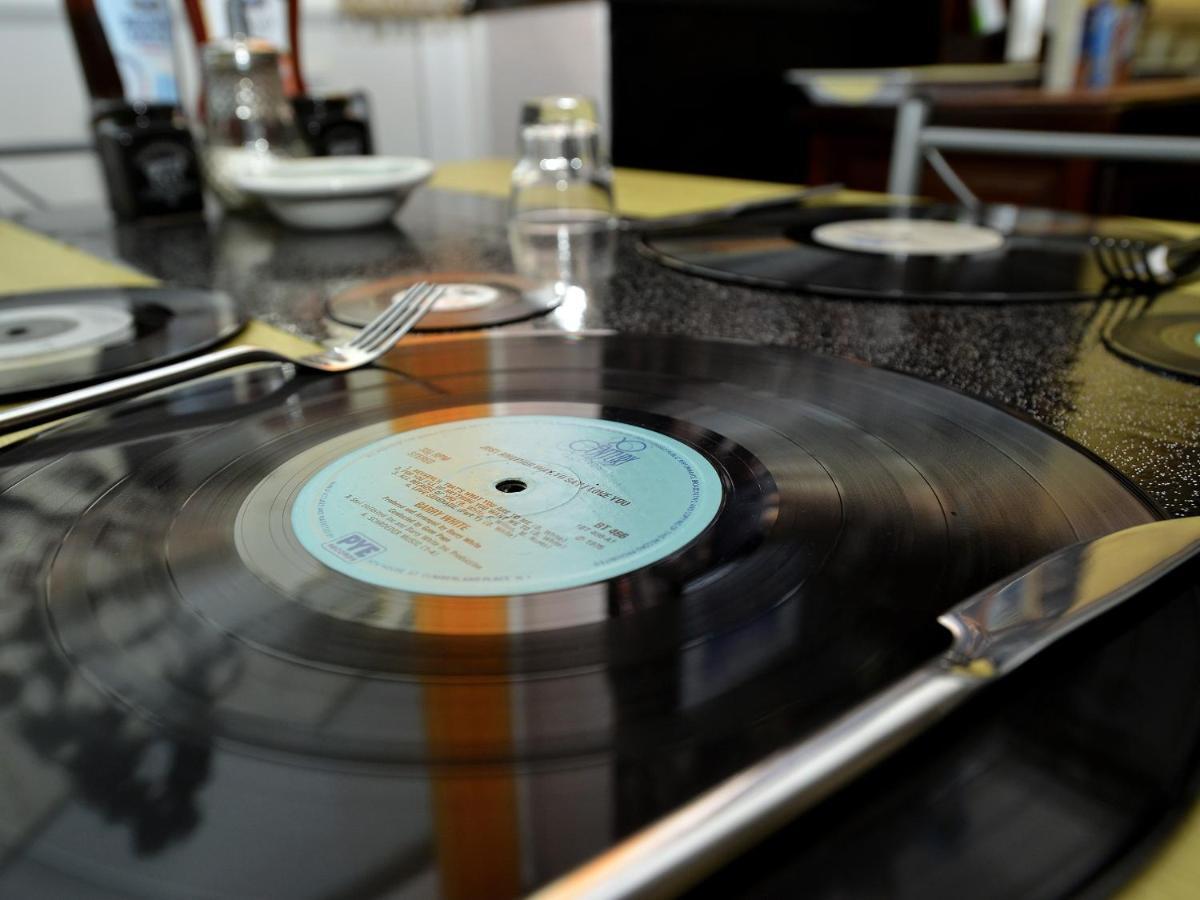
[233,156,435,230]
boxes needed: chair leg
[887,96,929,200]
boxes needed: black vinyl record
[1106,313,1200,381]
[0,334,1196,899]
[639,202,1162,302]
[0,286,243,398]
[328,271,560,332]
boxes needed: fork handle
[0,345,283,435]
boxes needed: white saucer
[234,156,435,230]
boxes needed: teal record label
[290,415,724,596]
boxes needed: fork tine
[1108,239,1127,282]
[352,281,435,347]
[1129,241,1153,284]
[1091,234,1176,293]
[350,282,434,349]
[1103,243,1123,282]
[1118,240,1145,285]
[355,287,441,356]
[1113,240,1132,283]
[1091,236,1117,281]
[345,299,408,351]
[356,285,443,355]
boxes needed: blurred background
[1,0,1198,219]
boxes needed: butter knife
[619,182,842,233]
[532,516,1200,900]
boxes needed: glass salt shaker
[508,96,617,286]
[200,37,308,210]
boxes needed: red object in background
[284,0,304,98]
[62,0,204,219]
[63,0,124,100]
[180,0,306,97]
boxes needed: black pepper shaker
[92,101,205,220]
[292,92,375,157]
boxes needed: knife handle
[621,182,843,233]
[531,662,981,900]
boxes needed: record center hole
[494,478,528,494]
[5,327,28,337]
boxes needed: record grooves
[0,334,1197,899]
[639,202,1166,302]
[1106,314,1200,380]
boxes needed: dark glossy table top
[7,185,1200,899]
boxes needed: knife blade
[619,182,843,233]
[531,516,1200,900]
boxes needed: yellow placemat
[431,158,820,219]
[0,220,156,295]
[1121,804,1200,899]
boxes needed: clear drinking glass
[508,96,617,286]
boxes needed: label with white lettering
[290,415,723,595]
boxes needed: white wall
[478,1,609,161]
[0,0,609,213]
[0,0,107,209]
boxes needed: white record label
[422,284,503,312]
[812,218,1006,256]
[0,305,136,364]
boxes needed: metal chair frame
[887,94,1200,207]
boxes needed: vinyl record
[0,286,243,398]
[1106,313,1200,380]
[0,334,1195,900]
[328,271,561,332]
[639,202,1163,302]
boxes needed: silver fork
[1091,234,1200,290]
[0,281,442,434]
